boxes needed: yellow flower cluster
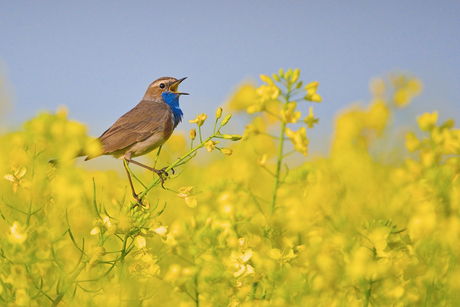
[246,75,280,114]
[285,127,309,156]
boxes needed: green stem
[92,178,102,220]
[51,262,86,307]
[250,282,258,301]
[195,274,199,307]
[139,134,216,199]
[270,84,291,214]
[213,118,219,134]
[282,150,297,158]
[153,146,162,169]
[364,278,373,307]
[270,120,286,214]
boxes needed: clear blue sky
[1,1,459,155]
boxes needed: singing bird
[85,77,188,205]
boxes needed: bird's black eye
[159,83,165,89]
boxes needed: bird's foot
[153,167,174,188]
[132,193,144,208]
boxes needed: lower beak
[170,77,189,95]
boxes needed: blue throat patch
[162,92,183,128]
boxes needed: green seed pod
[221,114,232,126]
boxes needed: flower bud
[231,135,242,141]
[304,94,322,103]
[305,82,319,94]
[295,81,303,89]
[272,73,280,82]
[190,129,196,140]
[221,148,233,156]
[216,107,222,119]
[221,114,232,126]
[279,68,284,78]
[260,74,273,84]
[291,68,300,83]
[223,134,233,139]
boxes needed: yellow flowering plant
[0,69,459,307]
[242,68,322,213]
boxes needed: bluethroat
[85,77,188,206]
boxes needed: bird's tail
[48,149,94,165]
[48,138,103,165]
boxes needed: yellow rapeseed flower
[228,84,258,111]
[4,165,28,193]
[285,127,309,156]
[393,76,423,108]
[230,250,254,277]
[178,186,197,208]
[304,81,322,102]
[304,107,319,128]
[189,113,208,127]
[189,129,196,140]
[8,222,28,244]
[152,226,169,237]
[205,140,219,152]
[417,111,438,132]
[280,102,301,124]
[244,117,266,138]
[405,132,422,153]
[246,76,281,114]
[135,236,147,249]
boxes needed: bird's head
[143,77,188,101]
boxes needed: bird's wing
[98,101,171,154]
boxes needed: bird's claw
[132,193,144,208]
[154,167,173,188]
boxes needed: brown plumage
[86,101,174,160]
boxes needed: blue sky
[1,1,459,156]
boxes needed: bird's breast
[162,112,175,140]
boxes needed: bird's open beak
[169,77,189,95]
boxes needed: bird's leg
[125,158,171,188]
[123,159,143,207]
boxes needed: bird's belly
[124,133,166,159]
[111,114,175,160]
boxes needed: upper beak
[170,77,189,95]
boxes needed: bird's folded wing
[99,101,171,154]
